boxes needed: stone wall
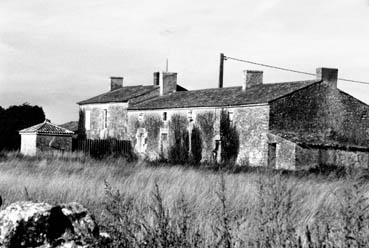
[128,105,270,166]
[296,147,369,169]
[267,133,296,170]
[233,105,270,167]
[127,111,163,159]
[128,109,215,160]
[269,82,369,146]
[20,134,37,156]
[36,134,73,153]
[80,103,128,140]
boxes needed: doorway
[268,143,277,168]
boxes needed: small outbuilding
[19,120,74,156]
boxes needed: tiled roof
[270,130,369,152]
[78,85,158,105]
[78,85,187,105]
[129,80,320,110]
[19,121,74,135]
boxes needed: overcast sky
[1,0,369,124]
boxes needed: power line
[225,55,369,86]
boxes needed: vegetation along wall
[128,105,271,166]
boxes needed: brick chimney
[153,72,160,86]
[159,72,177,96]
[316,67,338,89]
[110,77,123,91]
[243,70,263,91]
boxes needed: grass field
[1,151,369,247]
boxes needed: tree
[0,103,45,151]
[220,109,239,164]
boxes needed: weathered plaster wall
[127,112,163,159]
[36,135,73,153]
[128,105,270,166]
[233,105,270,167]
[267,133,296,170]
[270,83,369,146]
[20,134,37,156]
[80,103,128,140]
[296,147,369,169]
[128,109,212,160]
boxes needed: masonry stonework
[296,147,369,169]
[80,103,128,140]
[233,105,270,167]
[267,133,296,170]
[270,82,369,146]
[36,135,72,153]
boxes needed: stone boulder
[0,201,99,248]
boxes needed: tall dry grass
[1,151,369,247]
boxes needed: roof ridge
[157,79,320,94]
[19,121,74,134]
[129,80,319,110]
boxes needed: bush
[169,114,189,164]
[190,126,202,165]
[220,110,239,165]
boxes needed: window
[163,112,167,121]
[85,110,91,130]
[103,109,108,129]
[138,113,144,122]
[228,111,234,122]
[187,110,193,122]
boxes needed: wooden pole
[219,53,225,88]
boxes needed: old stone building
[19,120,74,155]
[78,68,369,169]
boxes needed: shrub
[220,110,239,165]
[197,112,216,155]
[77,109,86,140]
[190,126,202,165]
[169,114,189,164]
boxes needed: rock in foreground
[0,201,99,248]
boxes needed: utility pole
[219,53,225,88]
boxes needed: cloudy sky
[1,0,369,124]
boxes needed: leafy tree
[190,126,202,165]
[0,103,45,151]
[220,109,239,164]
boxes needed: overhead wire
[225,55,369,85]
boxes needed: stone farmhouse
[77,68,369,169]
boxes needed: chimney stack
[316,67,338,89]
[110,77,123,91]
[160,72,177,96]
[243,70,263,91]
[153,72,160,86]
